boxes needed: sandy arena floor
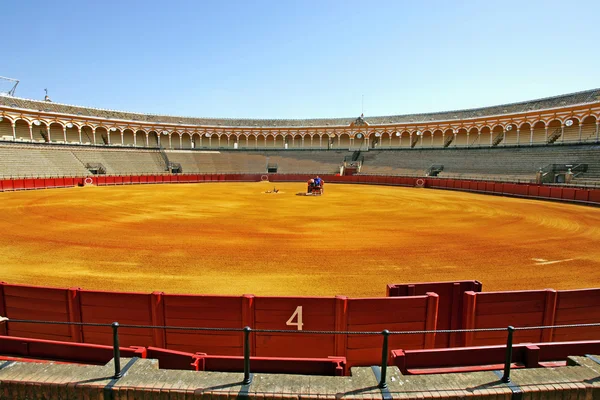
[0,182,599,297]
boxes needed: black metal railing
[2,317,600,387]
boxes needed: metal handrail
[2,316,599,385]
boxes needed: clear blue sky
[3,0,600,119]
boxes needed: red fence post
[67,287,83,342]
[151,291,166,348]
[462,291,477,347]
[334,295,348,358]
[541,289,557,342]
[424,293,439,349]
[242,294,256,356]
[0,282,7,335]
[449,282,463,347]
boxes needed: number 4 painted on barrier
[286,306,303,330]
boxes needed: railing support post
[112,322,122,379]
[378,330,390,389]
[242,326,252,385]
[502,326,515,383]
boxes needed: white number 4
[286,306,304,330]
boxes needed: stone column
[530,128,534,145]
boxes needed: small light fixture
[110,127,117,132]
[33,120,41,126]
[565,119,574,127]
[395,132,400,137]
[506,125,513,131]
[66,123,74,129]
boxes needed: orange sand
[0,182,599,297]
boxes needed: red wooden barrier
[345,294,438,367]
[162,294,244,355]
[589,190,600,203]
[562,188,576,200]
[462,290,551,346]
[1,282,600,369]
[254,297,337,359]
[528,185,539,197]
[1,283,72,341]
[12,179,25,190]
[387,281,482,347]
[0,335,145,365]
[33,178,45,189]
[23,179,35,190]
[550,187,563,199]
[574,189,589,202]
[538,186,551,198]
[79,290,154,347]
[554,289,600,342]
[392,339,600,375]
[194,353,346,376]
[392,344,537,374]
[503,183,516,195]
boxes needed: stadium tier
[0,89,599,184]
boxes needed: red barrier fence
[391,340,600,375]
[0,335,146,365]
[461,289,600,346]
[388,281,600,348]
[387,281,483,348]
[2,282,599,368]
[0,282,437,368]
[0,174,597,205]
[0,335,344,376]
[145,347,346,376]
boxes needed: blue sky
[3,0,599,119]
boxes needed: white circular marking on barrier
[415,178,425,188]
[261,175,269,182]
[84,177,93,186]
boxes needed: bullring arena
[1,181,600,296]
[1,89,600,398]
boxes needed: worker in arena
[314,176,322,187]
[307,178,315,193]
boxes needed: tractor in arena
[307,178,324,195]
